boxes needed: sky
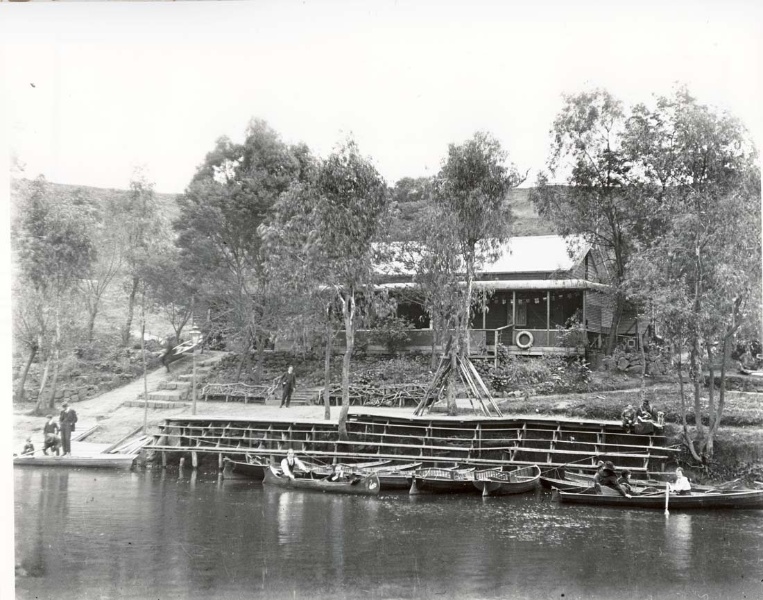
[1,0,762,194]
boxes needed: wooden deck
[145,412,677,473]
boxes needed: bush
[482,355,591,395]
[366,315,414,355]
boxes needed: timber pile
[322,383,428,407]
[414,349,503,417]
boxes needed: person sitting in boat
[621,405,636,433]
[280,448,309,480]
[617,469,638,496]
[22,437,35,456]
[42,415,61,456]
[590,461,632,498]
[669,467,692,495]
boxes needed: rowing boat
[539,468,717,493]
[553,488,763,509]
[472,465,541,497]
[13,453,137,469]
[222,456,273,480]
[363,461,422,490]
[409,467,476,494]
[263,466,380,496]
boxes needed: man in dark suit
[279,365,297,408]
[59,402,78,456]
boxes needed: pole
[192,346,197,415]
[664,481,670,516]
[141,294,149,435]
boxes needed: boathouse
[358,235,637,357]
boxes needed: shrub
[366,315,414,355]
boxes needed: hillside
[12,178,555,241]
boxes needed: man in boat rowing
[588,461,632,498]
[281,448,309,480]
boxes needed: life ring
[516,331,534,349]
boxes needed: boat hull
[409,468,476,494]
[222,458,269,481]
[554,489,763,509]
[13,454,136,469]
[473,465,541,496]
[263,467,380,496]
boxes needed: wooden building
[358,235,638,357]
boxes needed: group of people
[20,402,79,457]
[587,460,692,497]
[621,398,664,435]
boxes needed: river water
[13,467,763,600]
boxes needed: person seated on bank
[669,467,692,495]
[635,399,663,435]
[281,448,309,480]
[22,437,35,456]
[621,405,636,433]
[591,461,632,498]
[42,415,61,456]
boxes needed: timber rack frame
[145,413,678,473]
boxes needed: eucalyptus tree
[13,176,95,413]
[433,132,523,357]
[174,120,312,380]
[531,90,642,354]
[116,172,164,346]
[264,139,391,431]
[624,88,761,460]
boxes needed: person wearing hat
[42,414,61,456]
[59,402,78,456]
[670,467,692,495]
[592,461,632,498]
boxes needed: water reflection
[14,468,763,600]
[664,513,694,573]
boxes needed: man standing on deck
[279,365,297,408]
[59,402,78,456]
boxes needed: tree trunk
[16,340,39,403]
[87,304,98,342]
[464,254,474,357]
[235,348,249,383]
[704,343,715,454]
[690,333,704,439]
[255,333,266,385]
[604,293,625,355]
[34,353,52,415]
[338,292,354,440]
[46,303,63,411]
[638,318,646,402]
[122,275,140,346]
[676,344,702,462]
[323,318,332,421]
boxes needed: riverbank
[12,356,763,484]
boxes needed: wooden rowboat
[263,466,380,496]
[363,461,422,490]
[539,468,717,494]
[222,456,273,481]
[553,488,763,509]
[409,467,476,494]
[13,453,137,469]
[472,465,541,497]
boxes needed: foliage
[624,87,761,459]
[531,89,648,354]
[555,312,588,348]
[174,120,312,377]
[477,355,591,395]
[366,315,414,355]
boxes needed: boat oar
[540,455,597,476]
[664,481,670,517]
